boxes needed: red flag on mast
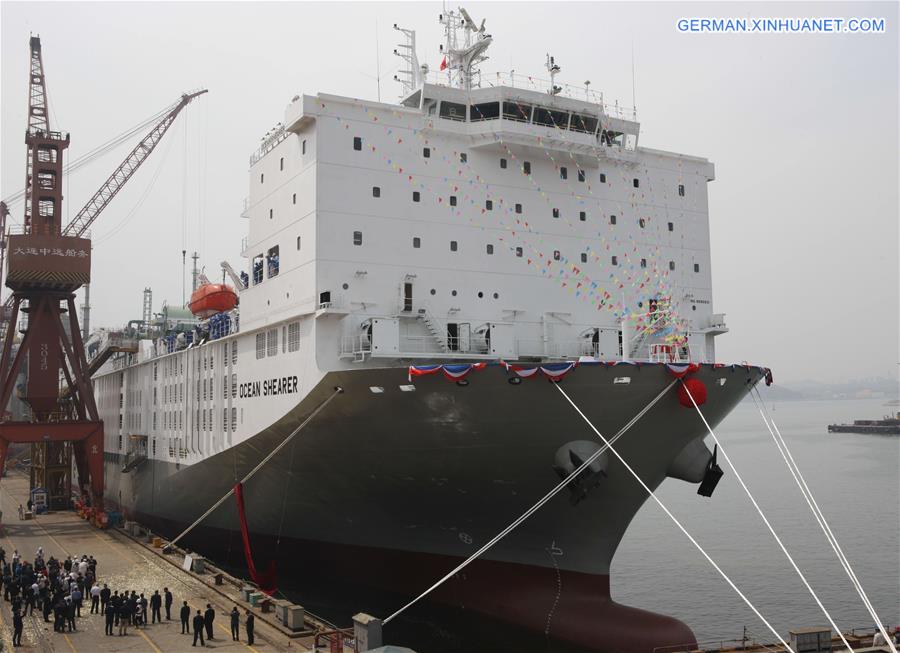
[440,56,448,71]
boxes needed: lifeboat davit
[189,283,238,319]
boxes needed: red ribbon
[234,482,277,595]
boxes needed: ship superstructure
[91,11,765,653]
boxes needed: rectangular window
[423,147,430,158]
[678,184,685,197]
[449,196,457,206]
[500,158,507,169]
[612,256,618,266]
[266,245,279,278]
[292,193,297,205]
[302,140,307,155]
[353,136,362,150]
[413,237,421,248]
[486,244,494,255]
[256,333,265,359]
[296,236,301,250]
[516,247,523,257]
[633,178,640,188]
[640,258,647,268]
[450,241,458,252]
[610,215,616,225]
[579,211,586,222]
[668,222,674,232]
[412,191,420,202]
[533,107,569,128]
[553,250,561,261]
[694,263,700,273]
[515,203,522,214]
[502,101,531,122]
[552,208,560,218]
[485,200,493,210]
[577,170,585,182]
[280,157,284,171]
[600,173,607,183]
[252,254,264,284]
[267,329,278,357]
[460,153,467,163]
[372,186,381,198]
[560,167,568,180]
[470,102,500,121]
[570,114,598,134]
[580,253,587,263]
[639,218,646,228]
[439,101,466,121]
[669,261,675,270]
[288,322,301,352]
[260,173,264,184]
[353,231,363,246]
[523,161,531,175]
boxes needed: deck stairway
[419,310,450,353]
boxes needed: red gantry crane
[0,35,205,510]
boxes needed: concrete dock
[0,471,338,652]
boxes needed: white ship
[93,10,769,652]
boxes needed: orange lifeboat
[189,283,238,319]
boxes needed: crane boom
[24,36,51,232]
[220,260,245,289]
[62,89,207,238]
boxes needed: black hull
[104,362,765,652]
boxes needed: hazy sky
[1,1,897,384]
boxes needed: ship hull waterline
[103,362,764,653]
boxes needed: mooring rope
[168,386,343,548]
[382,379,677,625]
[681,383,853,652]
[750,387,897,653]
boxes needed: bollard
[353,613,383,651]
[214,572,224,586]
[240,586,254,602]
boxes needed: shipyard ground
[0,472,334,653]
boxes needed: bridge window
[533,107,568,128]
[570,114,598,134]
[439,101,466,121]
[503,102,531,122]
[470,102,499,121]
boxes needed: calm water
[285,396,899,651]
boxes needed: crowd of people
[0,545,256,647]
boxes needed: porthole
[342,283,349,290]
[493,292,499,299]
[477,291,483,298]
[451,290,458,297]
[430,288,436,295]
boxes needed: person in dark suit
[164,587,173,620]
[192,609,205,647]
[12,609,23,647]
[245,610,255,645]
[104,601,115,635]
[150,590,162,623]
[180,600,191,634]
[230,606,240,641]
[203,603,215,640]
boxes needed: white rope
[750,388,897,653]
[168,386,343,548]
[554,382,795,652]
[383,378,677,625]
[681,383,853,652]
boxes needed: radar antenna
[545,54,562,95]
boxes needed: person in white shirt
[90,583,102,614]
